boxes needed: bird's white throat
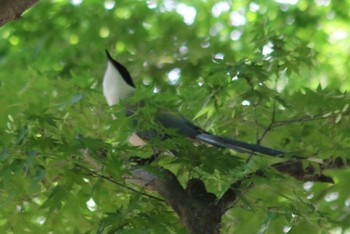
[103,61,136,106]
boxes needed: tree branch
[76,165,165,202]
[219,156,350,212]
[0,0,39,27]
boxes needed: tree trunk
[152,170,222,233]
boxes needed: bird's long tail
[196,133,284,157]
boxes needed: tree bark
[150,169,222,234]
[0,0,39,27]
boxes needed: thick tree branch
[272,159,333,182]
[220,156,350,211]
[274,156,350,182]
[141,168,222,234]
[0,0,38,27]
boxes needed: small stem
[77,165,165,202]
[272,114,335,128]
[257,72,280,145]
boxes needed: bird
[102,50,285,157]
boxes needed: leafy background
[1,0,350,233]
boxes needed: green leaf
[193,104,215,120]
[0,148,8,161]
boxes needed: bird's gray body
[103,50,284,157]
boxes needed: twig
[257,72,279,144]
[272,114,335,128]
[76,165,165,202]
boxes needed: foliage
[1,0,350,233]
